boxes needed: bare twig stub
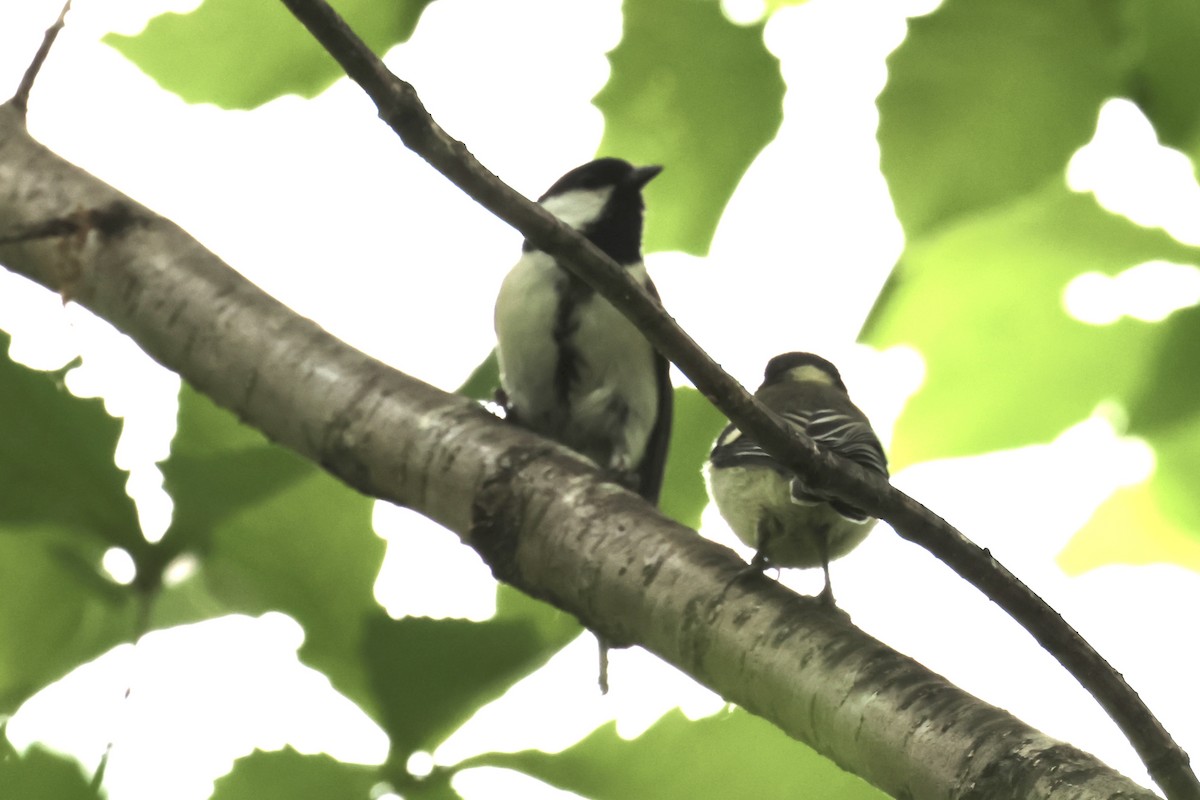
[10,0,72,114]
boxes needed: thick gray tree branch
[0,100,1163,800]
[270,2,1198,798]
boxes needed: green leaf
[158,386,319,549]
[0,524,137,713]
[1125,0,1200,156]
[1075,348,1200,564]
[399,772,462,800]
[596,0,784,255]
[0,332,141,551]
[364,585,579,757]
[162,385,383,714]
[874,0,1200,570]
[1088,304,1200,555]
[456,351,499,403]
[878,0,1125,237]
[211,748,378,800]
[105,0,436,109]
[1138,422,1200,540]
[659,388,726,529]
[1127,303,1200,434]
[470,707,888,800]
[0,734,101,800]
[861,181,1200,467]
[0,332,140,712]
[1060,482,1200,575]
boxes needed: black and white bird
[706,352,888,603]
[494,158,672,504]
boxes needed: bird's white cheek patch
[542,187,614,230]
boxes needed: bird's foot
[722,551,776,594]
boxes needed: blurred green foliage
[0,730,101,800]
[5,0,1200,796]
[210,748,377,800]
[105,0,435,109]
[0,334,140,714]
[469,708,886,799]
[594,0,785,255]
[869,0,1200,569]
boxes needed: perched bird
[494,157,673,694]
[706,352,888,603]
[494,157,672,504]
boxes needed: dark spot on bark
[470,445,554,587]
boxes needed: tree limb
[269,2,1198,798]
[0,99,1165,800]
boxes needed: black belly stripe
[552,271,593,406]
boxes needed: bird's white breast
[494,250,564,420]
[494,254,659,471]
[706,461,875,567]
[567,262,659,469]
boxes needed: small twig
[10,0,72,115]
[278,1,1198,797]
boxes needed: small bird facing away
[706,352,888,604]
[494,158,672,505]
[494,158,673,692]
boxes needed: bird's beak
[628,164,663,189]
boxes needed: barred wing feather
[710,409,887,521]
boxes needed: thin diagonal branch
[275,1,1198,798]
[10,0,72,114]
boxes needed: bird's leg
[817,532,836,606]
[600,464,641,495]
[749,547,770,573]
[598,418,643,494]
[494,387,520,424]
[724,521,775,594]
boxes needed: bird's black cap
[539,158,663,201]
[532,158,663,264]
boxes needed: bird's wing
[635,278,673,505]
[791,410,888,478]
[708,414,798,473]
[782,409,887,521]
[636,349,673,505]
[710,407,888,520]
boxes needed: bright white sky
[2,0,1200,798]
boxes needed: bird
[494,157,672,505]
[706,352,888,604]
[494,158,673,693]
